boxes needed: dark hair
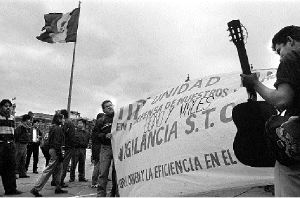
[77,118,87,125]
[101,100,112,110]
[272,25,300,51]
[60,109,69,119]
[22,114,31,122]
[96,113,105,120]
[0,99,12,107]
[33,119,40,124]
[52,113,63,125]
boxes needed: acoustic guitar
[227,20,277,167]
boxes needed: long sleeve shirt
[0,114,14,141]
[14,124,31,143]
[48,125,65,150]
[73,128,90,148]
[94,114,114,146]
[62,120,75,148]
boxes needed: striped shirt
[0,114,14,141]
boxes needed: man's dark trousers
[41,146,50,166]
[0,142,17,194]
[15,143,27,176]
[25,142,40,172]
[70,148,86,180]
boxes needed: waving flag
[37,8,80,43]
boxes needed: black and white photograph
[1,0,300,197]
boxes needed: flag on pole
[36,8,80,43]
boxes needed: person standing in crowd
[25,119,42,174]
[40,123,51,167]
[69,118,90,182]
[28,111,34,119]
[95,100,119,197]
[30,113,68,197]
[0,99,22,195]
[90,113,104,188]
[241,25,300,197]
[14,114,31,178]
[54,109,75,187]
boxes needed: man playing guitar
[241,26,300,197]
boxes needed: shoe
[61,183,68,188]
[19,175,30,178]
[90,184,99,188]
[51,181,56,186]
[33,170,39,174]
[55,189,68,194]
[69,179,74,182]
[79,178,88,182]
[30,188,42,197]
[5,189,22,195]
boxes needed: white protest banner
[112,68,277,196]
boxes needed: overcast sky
[1,0,299,118]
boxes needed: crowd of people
[1,25,300,197]
[0,99,118,197]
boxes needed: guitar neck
[227,19,257,101]
[236,43,257,101]
[236,43,251,75]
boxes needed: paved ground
[0,149,274,197]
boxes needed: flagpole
[67,1,81,117]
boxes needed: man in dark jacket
[96,100,119,197]
[30,113,68,197]
[51,109,75,187]
[0,99,22,195]
[70,118,90,182]
[25,119,42,174]
[91,113,104,187]
[14,114,31,178]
